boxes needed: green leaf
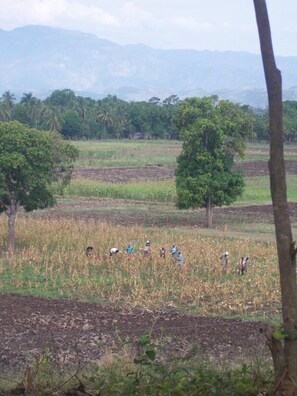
[272,330,284,341]
[139,334,150,347]
[145,348,157,361]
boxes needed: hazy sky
[0,0,296,56]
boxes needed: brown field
[1,161,294,379]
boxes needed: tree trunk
[206,196,213,228]
[254,0,297,392]
[6,199,18,255]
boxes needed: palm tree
[43,106,63,132]
[96,107,115,132]
[20,92,42,128]
[0,90,16,120]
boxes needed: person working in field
[109,247,119,257]
[85,246,95,256]
[125,244,134,258]
[171,244,178,258]
[143,240,151,258]
[220,251,229,272]
[177,251,184,270]
[143,246,149,257]
[160,247,166,258]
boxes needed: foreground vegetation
[0,337,273,395]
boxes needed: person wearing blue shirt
[126,244,134,258]
[171,244,178,258]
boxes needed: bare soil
[73,160,297,182]
[2,161,292,379]
[0,293,268,377]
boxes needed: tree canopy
[0,121,79,253]
[173,96,254,227]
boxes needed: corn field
[0,216,281,319]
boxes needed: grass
[63,174,297,205]
[73,140,181,168]
[73,140,297,168]
[64,179,176,202]
[244,142,297,162]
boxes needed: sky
[0,0,296,56]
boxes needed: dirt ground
[0,293,268,377]
[73,160,297,182]
[2,161,293,380]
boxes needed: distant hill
[0,25,296,108]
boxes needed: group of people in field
[86,244,248,275]
[220,251,249,276]
[85,241,184,270]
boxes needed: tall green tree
[60,110,83,138]
[174,96,254,228]
[0,121,78,254]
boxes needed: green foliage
[271,321,293,341]
[60,110,83,138]
[3,88,297,142]
[81,337,273,396]
[254,101,297,142]
[1,335,273,395]
[174,97,252,212]
[283,100,297,142]
[0,121,78,214]
[64,179,176,202]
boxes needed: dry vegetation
[0,216,281,318]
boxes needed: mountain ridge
[0,25,296,107]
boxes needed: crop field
[0,216,280,318]
[2,140,297,317]
[1,140,297,385]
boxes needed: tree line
[0,90,179,140]
[1,89,297,141]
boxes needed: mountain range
[0,25,297,108]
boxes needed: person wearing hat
[220,251,229,272]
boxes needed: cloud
[172,17,199,30]
[0,0,120,30]
[0,0,296,55]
